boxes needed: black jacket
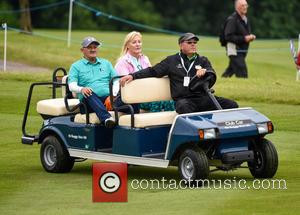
[224,12,251,52]
[131,53,215,101]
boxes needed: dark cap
[81,36,101,48]
[178,33,199,44]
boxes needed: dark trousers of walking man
[223,52,248,78]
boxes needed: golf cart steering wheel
[188,71,217,93]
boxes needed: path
[0,60,51,72]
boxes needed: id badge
[183,76,190,87]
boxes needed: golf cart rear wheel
[178,147,209,182]
[248,139,278,178]
[40,135,74,173]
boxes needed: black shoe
[221,73,230,78]
[104,117,116,128]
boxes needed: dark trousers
[222,54,248,78]
[175,95,238,114]
[81,93,111,122]
[114,96,140,114]
[80,93,140,122]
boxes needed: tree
[152,0,233,36]
[2,0,300,38]
[249,0,300,38]
[19,0,32,33]
[0,2,19,26]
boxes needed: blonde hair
[119,31,142,58]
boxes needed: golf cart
[21,68,278,181]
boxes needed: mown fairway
[0,30,299,214]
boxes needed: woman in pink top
[115,31,151,75]
[115,31,174,112]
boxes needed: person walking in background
[222,0,256,78]
[115,31,175,112]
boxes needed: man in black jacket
[222,0,256,78]
[120,33,238,114]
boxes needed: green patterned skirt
[139,100,175,112]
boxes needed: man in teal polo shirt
[68,36,117,128]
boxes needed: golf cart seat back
[121,77,172,103]
[36,75,80,117]
[61,76,77,99]
[118,77,178,128]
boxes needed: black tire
[178,147,209,182]
[40,135,74,173]
[248,139,278,178]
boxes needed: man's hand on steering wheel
[189,69,217,93]
[195,66,207,77]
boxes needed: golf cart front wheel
[40,135,74,173]
[248,138,278,178]
[178,147,209,183]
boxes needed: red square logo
[92,162,128,202]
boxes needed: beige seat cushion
[119,77,176,128]
[36,98,80,116]
[121,77,172,103]
[119,111,177,128]
[74,111,125,124]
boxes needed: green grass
[0,31,300,214]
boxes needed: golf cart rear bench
[36,75,80,118]
[36,75,177,127]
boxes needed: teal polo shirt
[68,57,117,100]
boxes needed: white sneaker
[104,117,116,128]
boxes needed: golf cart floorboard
[142,153,165,159]
[95,149,165,159]
[97,148,112,153]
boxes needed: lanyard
[179,53,195,75]
[130,55,143,71]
